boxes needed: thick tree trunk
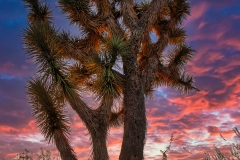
[66,93,110,160]
[89,112,109,160]
[88,97,112,160]
[90,129,109,160]
[119,48,146,160]
[54,130,77,160]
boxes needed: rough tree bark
[119,1,166,159]
[54,130,78,160]
[120,48,146,160]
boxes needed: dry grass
[7,128,240,160]
[160,128,240,160]
[10,148,61,160]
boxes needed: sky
[0,0,240,159]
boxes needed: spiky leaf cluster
[27,78,70,143]
[168,27,186,45]
[167,0,190,23]
[58,0,89,17]
[85,36,126,101]
[167,44,194,69]
[108,107,124,128]
[138,0,197,95]
[23,21,79,100]
[23,0,52,23]
[58,0,99,30]
[23,22,63,79]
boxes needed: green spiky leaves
[82,35,126,100]
[27,78,78,160]
[23,0,52,23]
[101,35,128,59]
[58,0,89,15]
[167,0,190,24]
[167,44,195,71]
[27,78,70,143]
[155,69,197,94]
[168,27,186,45]
[23,22,62,78]
[89,67,123,100]
[153,44,198,94]
[178,72,199,92]
[58,0,96,28]
[23,21,83,109]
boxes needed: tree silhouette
[23,0,198,159]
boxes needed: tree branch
[139,0,165,32]
[155,64,199,93]
[121,0,138,31]
[141,33,168,93]
[96,0,124,36]
[141,0,192,93]
[23,0,52,23]
[58,31,99,62]
[58,0,102,32]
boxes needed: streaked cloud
[0,0,240,159]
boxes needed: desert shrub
[12,148,60,160]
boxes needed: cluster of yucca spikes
[23,0,198,159]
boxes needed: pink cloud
[188,2,209,22]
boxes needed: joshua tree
[23,0,198,159]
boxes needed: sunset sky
[1,0,240,159]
